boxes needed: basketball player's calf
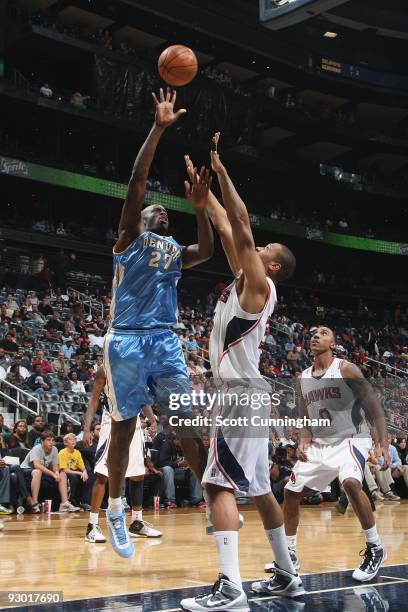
[280,481,386,582]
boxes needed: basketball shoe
[352,544,387,582]
[85,524,107,543]
[264,548,300,573]
[252,565,305,597]
[129,519,162,538]
[106,508,134,558]
[180,574,249,611]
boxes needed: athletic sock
[214,531,242,589]
[364,526,381,546]
[108,497,122,513]
[265,526,295,574]
[89,512,99,526]
[286,534,297,550]
[132,509,143,522]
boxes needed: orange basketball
[158,45,198,87]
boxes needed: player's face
[310,327,336,354]
[142,205,169,235]
[256,243,282,277]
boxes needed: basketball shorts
[285,437,372,494]
[104,328,191,421]
[202,391,271,497]
[94,411,145,478]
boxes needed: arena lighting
[324,31,338,38]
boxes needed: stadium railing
[0,380,40,419]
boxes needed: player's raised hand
[184,162,212,211]
[210,132,225,174]
[152,88,187,129]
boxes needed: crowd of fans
[0,281,406,516]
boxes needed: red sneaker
[166,502,177,510]
[196,500,206,508]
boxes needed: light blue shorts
[104,328,191,421]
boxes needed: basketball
[158,45,198,86]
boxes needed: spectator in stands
[32,350,52,373]
[0,348,11,370]
[54,370,71,394]
[185,333,199,354]
[58,433,88,507]
[395,438,407,465]
[29,291,39,306]
[70,91,90,109]
[69,371,85,393]
[28,305,45,324]
[389,437,408,490]
[61,337,75,359]
[45,311,64,340]
[88,329,104,348]
[27,415,46,448]
[39,82,53,98]
[7,420,30,449]
[195,356,208,375]
[26,365,52,395]
[154,433,203,508]
[56,222,67,236]
[5,294,19,312]
[0,332,19,354]
[21,432,79,512]
[0,414,11,441]
[5,363,27,390]
[52,351,70,375]
[373,445,400,500]
[92,355,103,373]
[0,455,36,514]
[38,296,53,317]
[7,356,30,380]
[0,364,5,380]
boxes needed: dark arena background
[0,0,407,611]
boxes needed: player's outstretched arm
[182,165,214,269]
[83,367,106,447]
[210,137,268,312]
[185,153,240,277]
[342,361,390,470]
[115,88,186,253]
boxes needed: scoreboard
[260,0,349,30]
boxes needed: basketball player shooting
[181,136,302,612]
[280,326,390,582]
[104,88,213,558]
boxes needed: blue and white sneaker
[106,509,134,558]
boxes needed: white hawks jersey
[209,277,277,380]
[301,357,370,445]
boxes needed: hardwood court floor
[0,501,406,608]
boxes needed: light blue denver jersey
[110,231,183,330]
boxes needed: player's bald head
[141,204,169,234]
[257,243,296,282]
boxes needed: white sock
[108,497,122,513]
[132,509,143,522]
[214,531,242,589]
[266,526,295,574]
[364,526,381,546]
[89,512,99,526]
[286,534,297,550]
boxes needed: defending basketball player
[82,368,161,544]
[104,88,213,558]
[278,326,390,582]
[180,137,302,612]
